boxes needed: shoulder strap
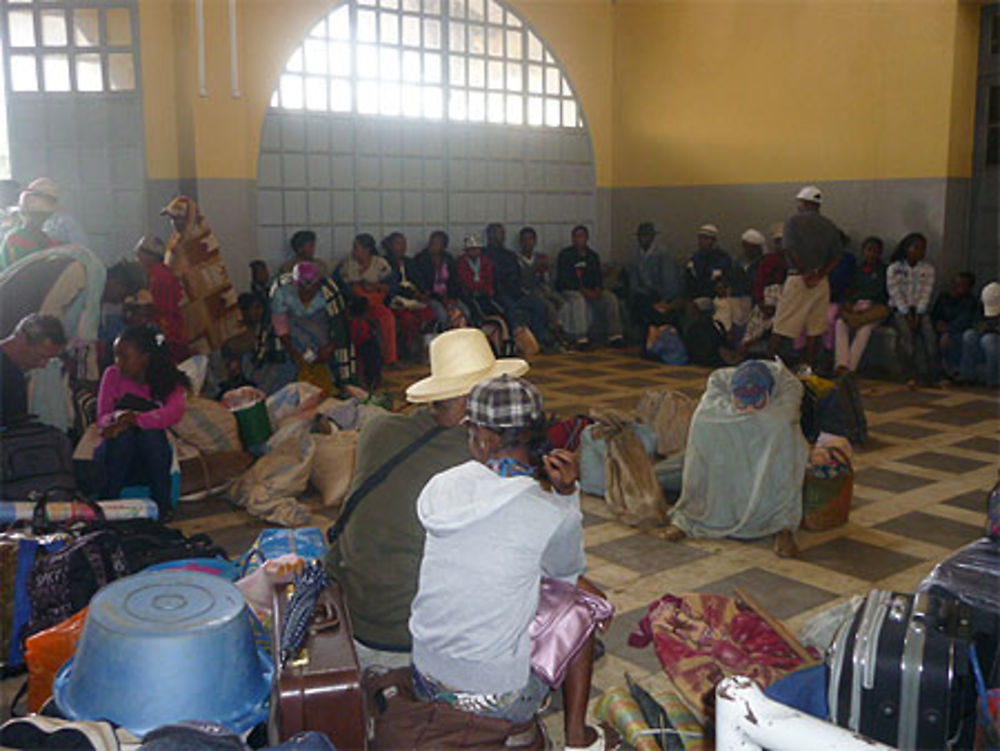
[326,424,446,544]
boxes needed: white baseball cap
[463,233,483,249]
[741,229,766,246]
[983,281,1000,318]
[796,185,822,204]
[697,223,719,237]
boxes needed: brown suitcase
[270,581,369,750]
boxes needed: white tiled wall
[7,93,146,263]
[256,110,596,267]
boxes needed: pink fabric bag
[530,577,615,687]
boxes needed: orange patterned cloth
[628,593,809,723]
[161,195,219,272]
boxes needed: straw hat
[406,328,529,403]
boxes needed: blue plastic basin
[53,570,273,737]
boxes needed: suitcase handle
[313,597,340,634]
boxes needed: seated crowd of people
[625,186,1000,389]
[0,177,997,749]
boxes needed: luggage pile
[776,500,1000,750]
[0,516,567,750]
[1,501,226,676]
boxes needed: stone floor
[169,348,997,743]
[6,348,998,742]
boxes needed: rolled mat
[594,685,709,751]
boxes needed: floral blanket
[628,593,809,723]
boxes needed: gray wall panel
[610,178,971,281]
[255,110,598,269]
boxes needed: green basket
[232,400,272,448]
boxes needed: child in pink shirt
[96,326,190,518]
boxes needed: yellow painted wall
[138,0,614,183]
[138,0,979,188]
[612,0,980,187]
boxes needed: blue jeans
[959,330,999,387]
[495,293,552,345]
[97,427,172,514]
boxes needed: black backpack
[0,422,76,501]
[25,529,130,637]
[26,520,227,638]
[682,313,727,366]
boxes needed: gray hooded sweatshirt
[409,460,586,695]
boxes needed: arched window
[270,0,582,128]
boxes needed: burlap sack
[590,407,666,528]
[635,388,696,458]
[310,430,358,507]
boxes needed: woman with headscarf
[336,233,397,365]
[0,190,57,270]
[271,260,353,393]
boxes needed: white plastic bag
[178,355,209,395]
[266,382,323,427]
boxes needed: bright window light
[270,0,582,127]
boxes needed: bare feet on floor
[773,529,798,558]
[661,524,687,542]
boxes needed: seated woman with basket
[408,375,614,751]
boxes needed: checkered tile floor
[177,348,998,741]
[8,349,994,737]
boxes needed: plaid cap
[731,360,775,412]
[467,374,544,429]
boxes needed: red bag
[547,416,592,452]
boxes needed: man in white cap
[684,222,732,308]
[767,186,845,368]
[740,227,789,351]
[958,281,1000,387]
[324,328,529,669]
[25,178,88,250]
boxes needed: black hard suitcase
[919,537,1000,679]
[827,589,979,749]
